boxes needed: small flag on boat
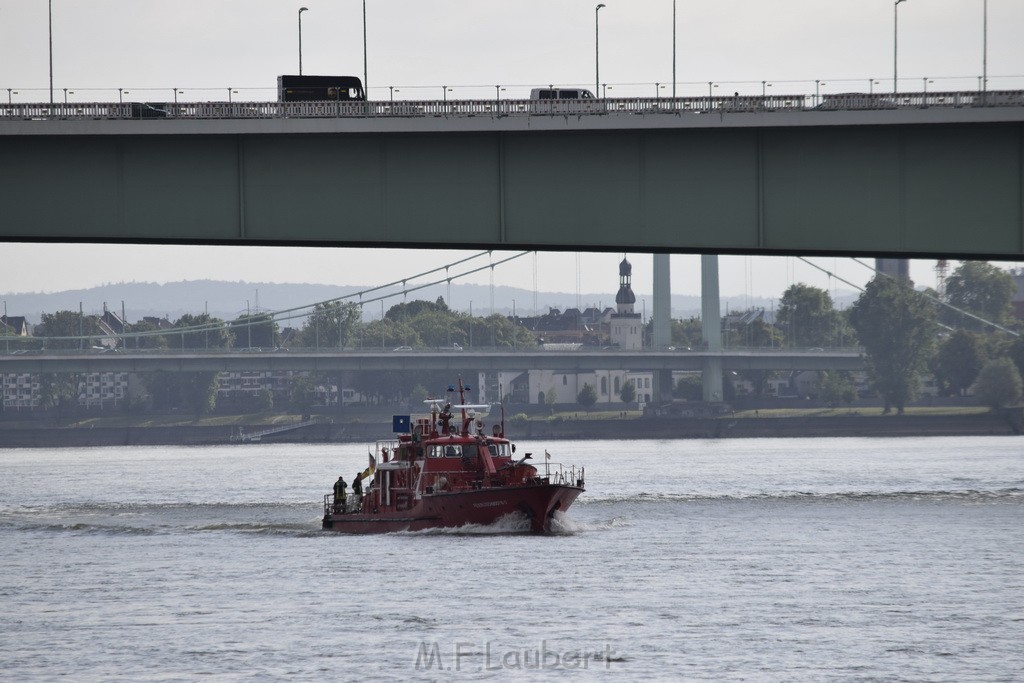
[545,450,551,460]
[359,452,376,480]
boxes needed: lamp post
[48,0,53,104]
[595,4,606,97]
[298,7,308,75]
[362,0,368,97]
[672,0,676,100]
[982,0,988,93]
[894,0,906,94]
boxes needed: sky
[2,0,1023,303]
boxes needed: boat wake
[583,488,1024,505]
[398,511,535,536]
[0,501,323,537]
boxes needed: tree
[973,358,1023,409]
[230,312,279,349]
[126,319,168,350]
[544,387,558,410]
[819,371,857,407]
[931,330,986,396]
[942,261,1016,331]
[409,384,430,407]
[37,372,79,421]
[141,370,218,417]
[671,317,703,349]
[178,372,219,418]
[673,374,702,400]
[737,369,776,397]
[255,388,274,412]
[172,313,231,350]
[289,374,316,414]
[848,276,938,414]
[578,383,598,408]
[777,284,838,348]
[619,380,637,404]
[746,317,785,348]
[1008,337,1024,379]
[299,301,360,348]
[34,310,103,349]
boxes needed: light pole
[982,0,988,93]
[595,4,606,97]
[362,0,368,97]
[298,7,308,75]
[48,0,53,104]
[894,0,906,94]
[672,0,676,100]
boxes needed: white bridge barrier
[3,90,1022,122]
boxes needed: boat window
[488,443,510,458]
[463,444,479,460]
[428,445,449,458]
[444,444,462,458]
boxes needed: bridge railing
[2,345,866,356]
[3,91,1023,122]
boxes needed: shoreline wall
[0,411,1018,448]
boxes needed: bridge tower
[652,253,673,401]
[701,255,724,402]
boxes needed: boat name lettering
[473,500,508,508]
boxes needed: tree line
[5,263,1024,416]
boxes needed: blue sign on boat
[392,415,411,433]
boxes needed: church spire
[615,256,636,313]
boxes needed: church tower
[610,257,643,349]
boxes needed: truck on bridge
[277,75,365,102]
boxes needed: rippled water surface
[2,436,1023,680]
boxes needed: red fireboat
[322,379,585,533]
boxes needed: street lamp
[298,7,309,76]
[672,0,676,100]
[982,0,988,93]
[362,0,368,98]
[595,4,606,97]
[48,0,53,104]
[894,0,907,94]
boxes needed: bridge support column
[652,253,673,401]
[701,255,724,402]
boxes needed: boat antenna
[499,382,506,438]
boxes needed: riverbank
[1,407,1019,447]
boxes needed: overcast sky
[1,1,1022,301]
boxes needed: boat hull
[322,483,583,534]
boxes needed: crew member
[352,473,363,506]
[333,475,347,513]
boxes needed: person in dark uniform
[352,473,363,507]
[333,475,347,513]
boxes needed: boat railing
[537,462,586,489]
[323,492,364,516]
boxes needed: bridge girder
[2,108,1023,258]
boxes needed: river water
[1,437,1022,681]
